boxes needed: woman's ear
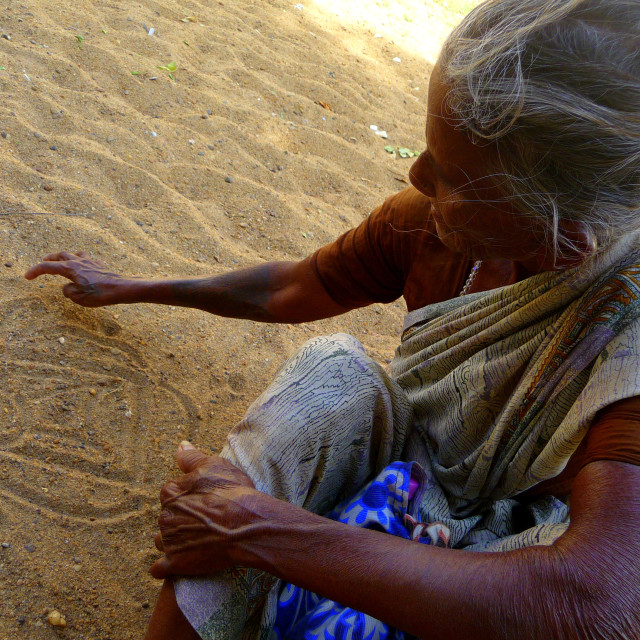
[556,219,597,265]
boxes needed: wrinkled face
[409,62,553,271]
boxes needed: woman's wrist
[109,278,156,304]
[118,278,183,305]
[227,491,336,573]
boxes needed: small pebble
[206,109,213,115]
[34,132,41,139]
[224,176,234,183]
[201,114,209,119]
[49,145,57,151]
[89,388,97,396]
[47,610,66,627]
[207,144,215,150]
[17,616,25,625]
[24,543,36,553]
[1,34,11,41]
[58,337,65,344]
[197,151,205,156]
[73,564,81,572]
[188,139,195,145]
[0,131,7,138]
[43,184,53,191]
[1,542,9,548]
[123,89,129,95]
[4,261,13,268]
[124,410,132,418]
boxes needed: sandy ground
[0,0,476,637]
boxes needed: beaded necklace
[459,260,483,296]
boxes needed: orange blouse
[306,186,640,483]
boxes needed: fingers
[42,250,77,262]
[176,442,212,474]
[149,556,171,580]
[24,261,75,281]
[159,481,182,505]
[154,532,164,551]
[24,250,101,280]
[23,265,41,280]
[24,251,90,280]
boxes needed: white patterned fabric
[175,235,640,638]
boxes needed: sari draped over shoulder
[393,235,640,548]
[175,236,640,639]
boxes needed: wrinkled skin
[24,250,348,323]
[24,250,130,306]
[151,444,260,580]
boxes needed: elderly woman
[26,0,640,638]
[138,1,640,638]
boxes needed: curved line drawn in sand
[0,295,200,524]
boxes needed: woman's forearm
[154,452,640,639]
[121,264,280,321]
[108,261,348,323]
[230,483,636,640]
[25,252,350,320]
[233,493,558,639]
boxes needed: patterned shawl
[174,236,640,640]
[392,235,640,549]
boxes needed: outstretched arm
[24,251,349,323]
[153,446,640,640]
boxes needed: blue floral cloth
[273,461,435,640]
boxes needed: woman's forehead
[425,63,498,184]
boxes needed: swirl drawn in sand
[0,295,199,524]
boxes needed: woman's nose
[409,152,437,198]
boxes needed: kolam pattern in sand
[0,0,477,637]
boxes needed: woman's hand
[24,251,131,306]
[150,443,261,580]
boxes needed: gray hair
[440,0,640,260]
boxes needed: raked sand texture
[0,0,477,637]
